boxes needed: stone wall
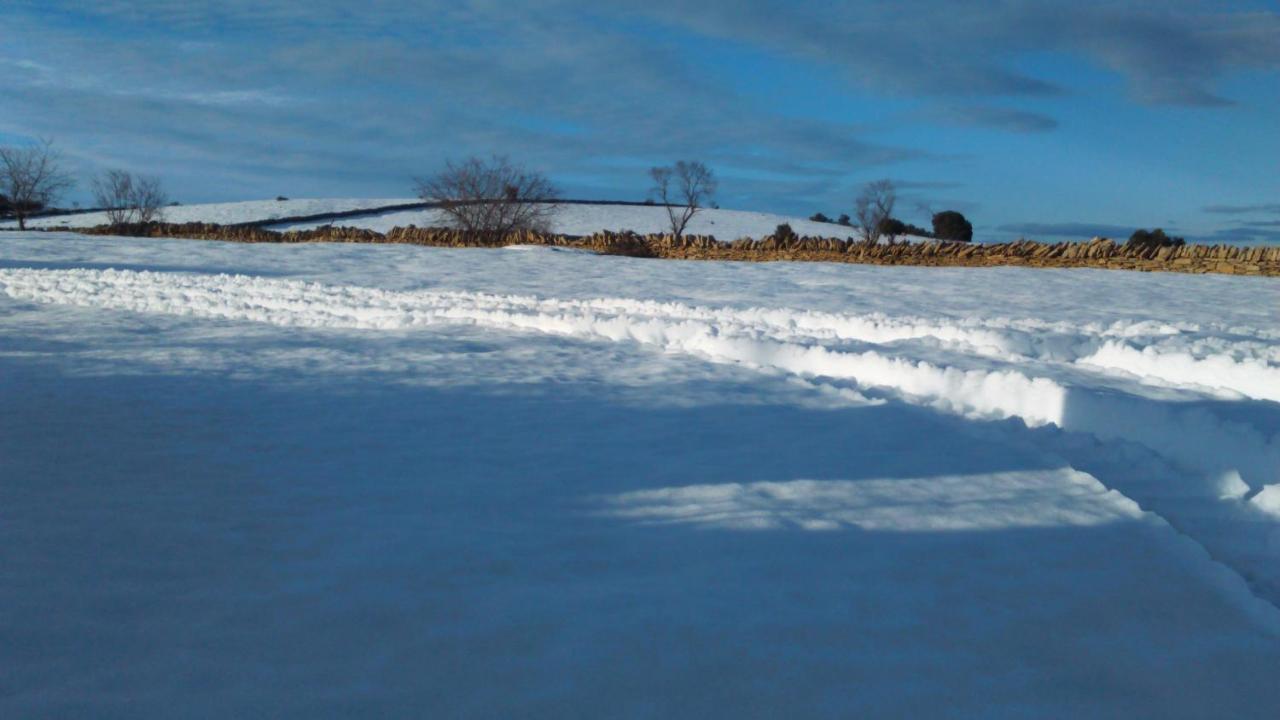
[73,223,1280,276]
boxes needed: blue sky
[2,0,1278,242]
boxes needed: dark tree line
[808,180,974,243]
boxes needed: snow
[1078,339,1280,402]
[3,230,1280,716]
[4,195,899,240]
[268,201,889,240]
[0,197,415,229]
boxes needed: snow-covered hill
[0,197,415,230]
[266,202,871,239]
[4,198,906,241]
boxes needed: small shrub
[1126,228,1185,248]
[131,175,168,224]
[276,195,289,202]
[837,213,852,226]
[91,170,167,225]
[809,212,832,223]
[932,210,973,242]
[774,222,797,241]
[877,217,933,239]
[416,155,561,235]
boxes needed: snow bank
[1079,339,1280,402]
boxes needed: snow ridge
[2,266,1274,468]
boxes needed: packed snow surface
[3,231,1280,717]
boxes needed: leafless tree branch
[131,174,168,224]
[854,179,897,243]
[649,161,717,240]
[92,169,168,225]
[414,155,560,235]
[0,139,74,230]
[92,169,135,225]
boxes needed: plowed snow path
[3,265,1279,605]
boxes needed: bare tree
[0,139,74,230]
[131,174,168,224]
[91,170,168,225]
[91,169,135,225]
[414,155,560,235]
[649,160,717,240]
[854,179,896,243]
[914,199,934,222]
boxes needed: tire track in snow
[2,266,1274,484]
[0,268,1075,427]
[2,266,1275,397]
[3,266,1279,602]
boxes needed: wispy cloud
[0,2,928,207]
[996,222,1137,239]
[930,106,1059,133]
[1190,225,1280,245]
[1203,203,1280,215]
[0,0,1276,225]
[611,0,1280,107]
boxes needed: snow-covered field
[3,197,881,240]
[267,202,870,239]
[0,197,415,229]
[3,231,1280,716]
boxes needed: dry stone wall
[71,223,1280,276]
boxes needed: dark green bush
[878,217,932,238]
[1126,228,1185,248]
[932,211,973,242]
